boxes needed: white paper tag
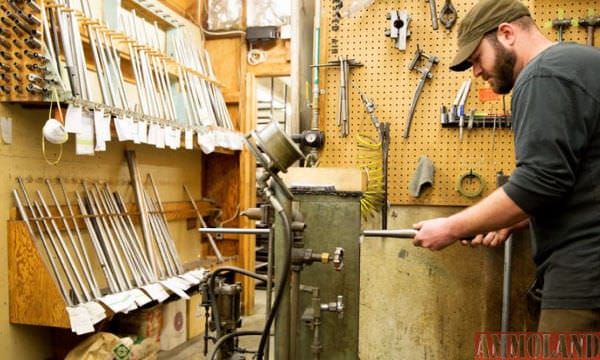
[185,129,193,150]
[128,288,153,307]
[1,116,12,144]
[160,278,190,299]
[75,111,95,155]
[64,104,83,133]
[137,121,148,144]
[147,123,158,145]
[142,282,170,303]
[66,305,95,335]
[155,126,165,149]
[81,301,106,325]
[98,291,138,314]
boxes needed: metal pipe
[143,190,175,277]
[147,174,183,273]
[501,234,513,332]
[82,183,130,291]
[46,179,101,299]
[37,190,91,302]
[198,227,270,235]
[184,184,224,262]
[12,188,73,306]
[126,150,157,277]
[75,191,119,293]
[92,183,142,287]
[113,191,158,282]
[104,187,150,285]
[58,178,102,297]
[361,229,417,238]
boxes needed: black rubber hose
[208,330,263,360]
[256,207,292,359]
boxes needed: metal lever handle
[362,229,417,238]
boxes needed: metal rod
[147,174,183,273]
[12,188,73,306]
[57,178,101,298]
[361,229,417,238]
[113,191,158,282]
[102,184,153,285]
[37,190,91,302]
[184,184,224,262]
[81,183,129,291]
[125,150,157,277]
[198,227,270,235]
[143,190,175,277]
[46,179,100,299]
[75,191,119,293]
[92,182,142,287]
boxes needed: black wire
[209,330,263,360]
[256,207,292,360]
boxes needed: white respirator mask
[43,118,68,144]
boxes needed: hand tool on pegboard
[547,10,577,42]
[311,57,363,137]
[385,10,410,51]
[426,0,438,30]
[354,82,390,229]
[404,45,438,138]
[439,0,457,31]
[578,11,600,46]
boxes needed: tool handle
[362,229,417,238]
[428,0,438,30]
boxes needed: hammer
[579,15,600,46]
[552,18,573,42]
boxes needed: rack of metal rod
[0,0,234,137]
[12,174,186,306]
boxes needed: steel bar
[53,0,81,97]
[125,150,158,277]
[81,187,128,292]
[81,0,110,105]
[120,11,147,115]
[83,182,132,291]
[12,188,73,306]
[183,184,224,262]
[198,227,270,235]
[65,0,91,100]
[103,185,151,286]
[17,176,82,305]
[113,190,157,283]
[92,183,142,287]
[147,174,183,273]
[34,200,85,304]
[37,190,91,302]
[143,190,176,277]
[362,229,417,238]
[75,191,119,293]
[46,179,101,299]
[57,178,101,298]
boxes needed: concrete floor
[158,290,270,360]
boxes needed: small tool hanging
[354,83,390,229]
[385,10,411,51]
[404,45,438,138]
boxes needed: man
[412,0,600,331]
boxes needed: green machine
[273,188,361,359]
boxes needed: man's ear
[496,22,516,45]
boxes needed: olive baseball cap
[449,0,531,71]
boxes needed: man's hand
[412,217,460,251]
[462,228,512,247]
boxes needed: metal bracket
[385,10,410,51]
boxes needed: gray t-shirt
[503,42,600,309]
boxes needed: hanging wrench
[439,0,457,31]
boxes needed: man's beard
[489,41,516,94]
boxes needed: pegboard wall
[316,0,598,206]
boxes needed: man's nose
[472,63,482,77]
